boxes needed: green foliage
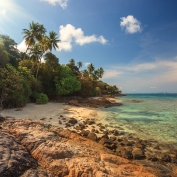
[0,45,9,67]
[36,93,48,104]
[0,35,23,67]
[78,78,96,97]
[54,65,81,95]
[95,87,101,96]
[0,64,30,108]
[0,24,122,108]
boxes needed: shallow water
[98,94,177,146]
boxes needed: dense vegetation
[0,22,121,108]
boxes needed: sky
[0,0,177,93]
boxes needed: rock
[0,130,52,177]
[101,133,109,139]
[91,128,95,132]
[116,148,133,159]
[0,119,174,176]
[87,120,95,125]
[65,123,71,127]
[68,118,77,125]
[79,123,85,129]
[58,120,62,124]
[87,132,97,141]
[80,130,89,137]
[68,99,79,105]
[99,138,113,145]
[0,115,5,122]
[145,152,158,161]
[132,148,145,159]
[157,153,171,162]
[75,125,82,130]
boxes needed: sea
[98,93,177,146]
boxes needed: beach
[1,97,177,176]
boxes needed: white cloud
[103,70,122,79]
[103,57,177,93]
[57,41,72,51]
[40,0,68,9]
[58,24,107,51]
[120,15,142,34]
[17,40,27,53]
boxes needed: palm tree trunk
[23,44,29,60]
[36,59,41,79]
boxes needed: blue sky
[0,0,177,93]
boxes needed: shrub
[36,93,48,104]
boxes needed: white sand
[0,102,107,134]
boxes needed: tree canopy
[0,21,121,108]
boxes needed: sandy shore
[0,102,111,137]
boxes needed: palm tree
[97,67,104,78]
[47,31,60,51]
[22,22,46,55]
[87,63,95,75]
[77,61,82,70]
[69,59,75,66]
[82,69,89,78]
[29,44,42,75]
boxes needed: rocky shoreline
[0,117,177,176]
[0,97,177,176]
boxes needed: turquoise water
[98,94,177,146]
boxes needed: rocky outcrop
[67,97,122,108]
[0,129,53,177]
[1,118,176,176]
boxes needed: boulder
[99,138,113,145]
[68,118,77,125]
[132,148,145,159]
[87,132,97,141]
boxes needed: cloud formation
[40,0,68,9]
[17,40,27,53]
[103,70,122,79]
[57,24,107,51]
[120,15,142,34]
[103,57,177,93]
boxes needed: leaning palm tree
[22,21,46,58]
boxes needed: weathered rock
[1,119,175,177]
[87,132,97,141]
[75,125,82,130]
[99,138,113,145]
[132,147,145,159]
[157,153,171,162]
[0,129,52,177]
[80,130,89,137]
[68,100,79,106]
[68,118,78,125]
